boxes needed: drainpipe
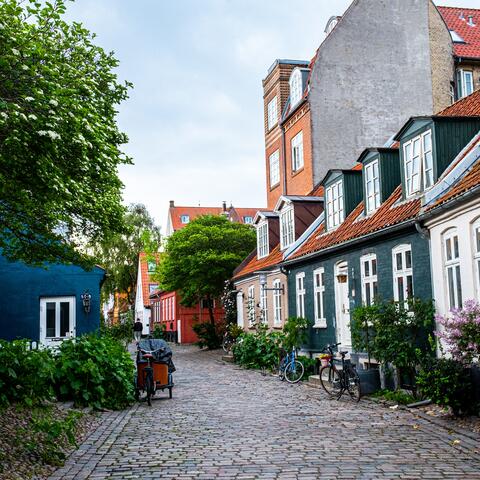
[281,124,287,195]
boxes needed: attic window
[289,69,303,107]
[403,130,433,197]
[326,180,344,230]
[365,160,380,214]
[244,216,253,224]
[280,206,295,250]
[181,215,190,224]
[257,221,269,259]
[449,30,465,43]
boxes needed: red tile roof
[139,252,161,308]
[232,245,283,281]
[437,88,480,117]
[438,6,480,59]
[290,187,421,261]
[169,206,260,232]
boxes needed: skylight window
[181,215,190,224]
[449,30,465,43]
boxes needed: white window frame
[273,278,282,326]
[181,215,190,224]
[392,244,414,306]
[457,69,474,99]
[296,272,305,318]
[403,130,433,197]
[257,221,269,259]
[40,296,76,345]
[243,216,253,224]
[326,180,344,230]
[247,285,256,326]
[473,220,480,301]
[360,254,378,306]
[280,206,295,250]
[443,229,462,310]
[289,69,302,107]
[267,96,278,130]
[291,131,304,172]
[313,268,326,328]
[260,284,268,324]
[269,150,280,187]
[365,160,380,214]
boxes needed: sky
[66,0,480,232]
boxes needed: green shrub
[25,407,82,466]
[416,358,475,416]
[192,322,224,349]
[298,355,317,377]
[371,389,416,405]
[0,340,55,407]
[100,318,134,347]
[54,334,134,410]
[232,324,284,370]
[151,323,167,339]
[282,316,312,351]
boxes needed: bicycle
[278,348,304,383]
[222,330,234,353]
[319,343,361,402]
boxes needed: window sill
[291,167,304,178]
[313,322,327,329]
[267,123,278,133]
[269,182,280,192]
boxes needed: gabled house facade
[232,196,323,331]
[0,257,105,347]
[263,0,460,211]
[281,91,480,363]
[134,252,160,334]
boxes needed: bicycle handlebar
[139,347,165,354]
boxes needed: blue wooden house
[0,256,105,346]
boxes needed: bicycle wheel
[346,367,361,402]
[145,371,154,406]
[320,365,340,396]
[284,360,304,383]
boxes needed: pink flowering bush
[436,300,480,363]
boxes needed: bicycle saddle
[143,353,154,359]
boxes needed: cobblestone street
[49,345,480,480]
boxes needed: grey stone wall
[309,0,452,185]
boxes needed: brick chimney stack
[169,200,174,208]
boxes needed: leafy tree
[156,215,256,324]
[0,0,132,266]
[92,204,161,305]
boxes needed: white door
[335,262,352,349]
[237,292,244,328]
[40,296,76,347]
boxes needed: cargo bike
[134,339,175,406]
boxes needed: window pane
[398,277,404,303]
[405,250,412,269]
[46,302,56,337]
[406,275,414,299]
[446,238,452,261]
[476,228,480,253]
[396,253,402,271]
[364,260,370,277]
[372,259,377,276]
[447,267,455,309]
[453,236,459,259]
[60,302,70,337]
[316,292,321,318]
[373,281,378,300]
[455,265,462,308]
[365,283,371,306]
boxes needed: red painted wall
[150,291,224,344]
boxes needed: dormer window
[289,69,302,107]
[365,160,380,214]
[243,216,253,224]
[291,131,304,172]
[326,180,344,230]
[267,96,278,130]
[280,206,294,250]
[403,130,433,197]
[257,222,269,259]
[181,215,190,224]
[457,69,474,99]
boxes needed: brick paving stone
[48,345,480,480]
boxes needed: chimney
[169,200,174,208]
[222,201,227,212]
[468,15,475,27]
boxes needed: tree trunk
[207,294,215,326]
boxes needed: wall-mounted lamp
[81,291,92,314]
[258,272,285,294]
